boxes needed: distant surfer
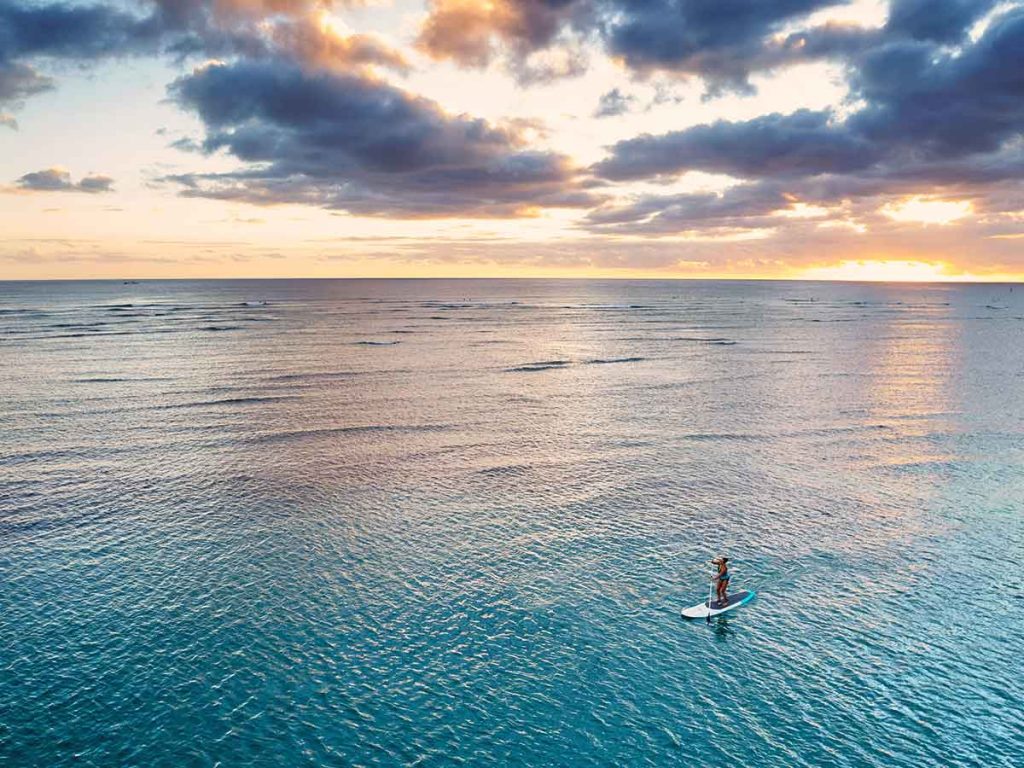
[712,557,730,606]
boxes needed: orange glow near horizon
[796,259,1022,282]
[10,256,1024,283]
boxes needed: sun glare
[317,10,350,38]
[799,260,957,282]
[881,196,973,225]
[773,202,831,219]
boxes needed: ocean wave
[680,432,766,442]
[253,423,451,444]
[265,371,357,382]
[477,464,533,476]
[73,377,175,383]
[506,360,571,372]
[673,337,737,345]
[0,446,97,466]
[42,330,140,338]
[43,322,110,329]
[157,395,300,409]
[355,340,401,346]
[585,357,646,365]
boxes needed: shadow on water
[711,617,738,638]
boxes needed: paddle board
[681,590,756,619]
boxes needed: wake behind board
[681,590,755,619]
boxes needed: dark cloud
[0,0,408,110]
[415,0,871,90]
[848,9,1024,158]
[158,6,413,74]
[0,0,160,107]
[0,59,52,104]
[16,167,115,193]
[593,88,633,118]
[77,174,116,193]
[595,110,878,181]
[590,6,1024,233]
[884,0,997,43]
[169,135,201,152]
[588,184,790,229]
[413,0,1016,97]
[0,0,158,59]
[596,0,840,91]
[166,59,596,217]
[0,0,591,216]
[17,167,71,191]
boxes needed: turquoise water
[1,279,1022,766]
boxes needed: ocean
[1,279,1021,766]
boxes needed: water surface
[1,279,1022,766]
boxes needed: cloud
[415,0,592,84]
[412,0,1016,97]
[884,0,998,43]
[595,109,878,180]
[0,0,408,112]
[267,22,411,74]
[415,0,874,90]
[162,5,415,74]
[77,174,116,193]
[0,1,158,59]
[593,88,633,118]
[417,0,581,67]
[165,59,596,217]
[596,0,842,90]
[0,60,53,105]
[0,0,161,109]
[847,8,1024,158]
[589,6,1024,234]
[0,0,590,216]
[587,184,793,232]
[16,167,115,193]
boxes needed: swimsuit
[719,571,730,582]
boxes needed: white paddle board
[681,589,756,619]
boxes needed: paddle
[707,576,714,624]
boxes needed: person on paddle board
[712,557,730,605]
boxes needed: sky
[1,0,1023,280]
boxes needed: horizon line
[3,276,1023,285]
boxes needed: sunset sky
[1,0,1023,280]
